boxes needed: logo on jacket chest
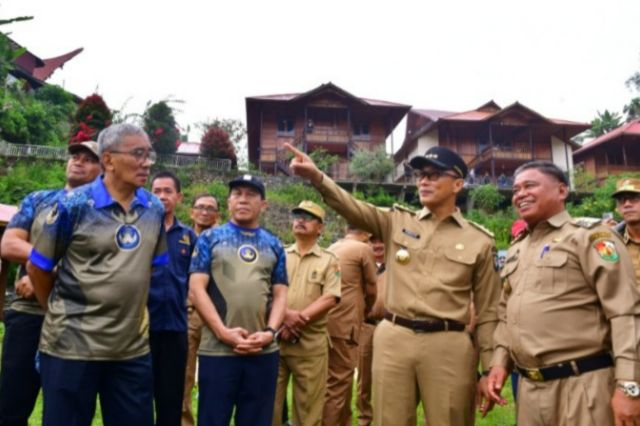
[115,224,141,251]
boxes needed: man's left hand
[234,331,273,354]
[612,388,640,426]
[476,376,495,417]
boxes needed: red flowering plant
[143,101,180,155]
[69,94,112,144]
[200,126,237,168]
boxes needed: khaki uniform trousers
[356,323,375,426]
[516,367,614,426]
[372,320,476,426]
[322,337,359,426]
[181,309,203,426]
[272,353,328,426]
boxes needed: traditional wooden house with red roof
[246,82,410,179]
[8,37,83,91]
[394,101,589,185]
[573,119,640,181]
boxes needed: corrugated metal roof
[574,119,640,155]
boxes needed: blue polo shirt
[148,218,196,332]
[29,176,168,360]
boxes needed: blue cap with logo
[228,174,266,199]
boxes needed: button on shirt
[316,175,501,370]
[148,218,196,332]
[30,176,168,361]
[492,211,640,381]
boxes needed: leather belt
[516,352,613,382]
[383,310,465,333]
[364,319,380,326]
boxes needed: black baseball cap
[409,146,468,179]
[228,174,266,199]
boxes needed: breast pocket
[304,270,325,305]
[390,230,424,265]
[439,246,476,286]
[533,251,568,294]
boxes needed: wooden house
[573,119,640,181]
[246,82,410,180]
[394,101,589,186]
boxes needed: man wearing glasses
[272,201,341,426]
[27,123,167,426]
[182,193,219,426]
[612,178,640,287]
[285,144,500,426]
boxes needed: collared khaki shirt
[492,210,640,381]
[623,227,640,287]
[280,242,341,357]
[316,175,500,369]
[326,237,378,344]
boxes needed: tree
[588,110,622,137]
[308,148,339,176]
[198,118,247,165]
[349,147,394,181]
[469,184,505,213]
[70,94,112,143]
[624,97,640,122]
[143,101,180,155]
[200,127,237,167]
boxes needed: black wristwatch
[263,327,278,341]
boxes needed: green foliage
[143,101,180,154]
[466,208,516,249]
[353,187,398,208]
[349,147,394,181]
[588,110,622,137]
[469,184,505,213]
[571,164,597,191]
[0,159,66,204]
[567,173,640,220]
[624,97,640,122]
[308,148,339,175]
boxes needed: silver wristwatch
[617,381,640,398]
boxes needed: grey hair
[97,123,149,155]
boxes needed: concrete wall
[551,136,574,188]
[395,128,439,180]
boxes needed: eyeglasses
[192,205,218,213]
[615,193,640,204]
[413,169,460,181]
[292,212,319,222]
[109,148,157,165]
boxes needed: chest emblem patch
[115,224,141,251]
[593,240,619,262]
[238,244,258,264]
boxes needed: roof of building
[32,48,84,81]
[176,141,201,155]
[573,119,640,156]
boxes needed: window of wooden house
[353,123,370,140]
[277,117,295,136]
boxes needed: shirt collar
[287,242,322,257]
[545,210,572,228]
[417,207,465,227]
[91,176,149,209]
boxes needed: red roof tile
[32,48,83,81]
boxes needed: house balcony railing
[469,145,550,167]
[304,127,350,145]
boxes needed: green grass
[0,324,516,425]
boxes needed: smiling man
[487,161,640,425]
[189,174,287,426]
[285,144,500,426]
[26,123,167,426]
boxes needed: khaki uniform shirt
[316,175,500,369]
[326,237,378,344]
[280,243,341,357]
[491,211,640,381]
[622,227,640,287]
[369,265,386,320]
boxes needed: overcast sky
[3,0,640,148]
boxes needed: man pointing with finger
[285,143,501,426]
[189,174,288,426]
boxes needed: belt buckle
[524,368,544,382]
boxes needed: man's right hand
[219,326,250,349]
[486,366,509,406]
[15,276,35,299]
[283,143,323,185]
[283,309,309,330]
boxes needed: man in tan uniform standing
[356,236,386,426]
[612,178,640,286]
[487,161,640,425]
[286,143,500,426]
[182,193,219,426]
[322,225,377,426]
[272,201,341,426]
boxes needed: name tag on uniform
[402,229,420,239]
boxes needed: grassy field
[0,324,516,425]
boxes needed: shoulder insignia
[468,220,494,238]
[392,204,415,215]
[572,217,601,229]
[588,231,613,243]
[593,239,619,262]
